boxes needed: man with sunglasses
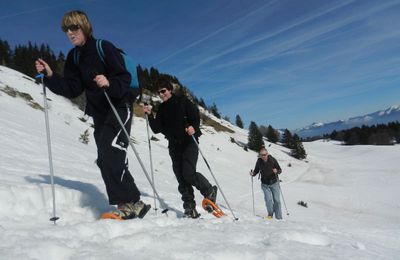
[143,76,217,219]
[250,148,283,219]
[34,10,150,220]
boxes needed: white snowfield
[0,65,399,259]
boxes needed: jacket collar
[75,37,96,51]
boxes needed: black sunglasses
[158,89,168,95]
[62,24,80,33]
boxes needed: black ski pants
[168,141,212,210]
[93,104,140,205]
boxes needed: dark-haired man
[143,77,217,218]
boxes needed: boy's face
[64,24,86,47]
[158,88,172,102]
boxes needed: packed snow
[0,65,399,259]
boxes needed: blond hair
[61,10,93,38]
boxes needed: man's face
[260,151,269,161]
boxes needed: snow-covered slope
[295,105,400,138]
[0,65,399,259]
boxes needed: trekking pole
[103,90,169,215]
[191,135,238,221]
[275,172,289,215]
[145,113,157,212]
[250,171,255,216]
[36,73,59,224]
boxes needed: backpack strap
[96,39,106,65]
[73,39,105,65]
[73,48,80,65]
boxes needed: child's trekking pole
[36,73,59,224]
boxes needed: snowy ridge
[1,65,399,259]
[295,105,400,138]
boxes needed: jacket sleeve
[43,50,84,98]
[272,156,282,174]
[183,97,200,132]
[101,40,132,99]
[148,104,167,135]
[148,114,163,134]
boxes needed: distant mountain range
[294,105,400,138]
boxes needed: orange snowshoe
[202,198,225,218]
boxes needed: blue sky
[1,0,400,130]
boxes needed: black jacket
[44,37,133,119]
[148,95,202,145]
[253,155,282,185]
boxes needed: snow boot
[184,207,200,219]
[102,200,151,220]
[206,185,218,203]
[131,200,151,219]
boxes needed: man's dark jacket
[253,155,282,185]
[148,95,202,145]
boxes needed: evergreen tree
[330,130,338,140]
[266,125,279,143]
[258,125,268,137]
[149,67,160,92]
[174,84,188,98]
[235,114,244,129]
[55,51,66,75]
[0,39,12,65]
[330,122,400,145]
[282,129,293,148]
[137,65,150,90]
[191,95,199,106]
[290,134,307,159]
[344,128,360,145]
[9,41,58,77]
[209,103,221,118]
[248,121,264,151]
[198,98,206,109]
[368,132,392,145]
[389,121,400,143]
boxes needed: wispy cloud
[0,3,72,20]
[152,1,278,67]
[188,0,399,77]
[176,0,358,76]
